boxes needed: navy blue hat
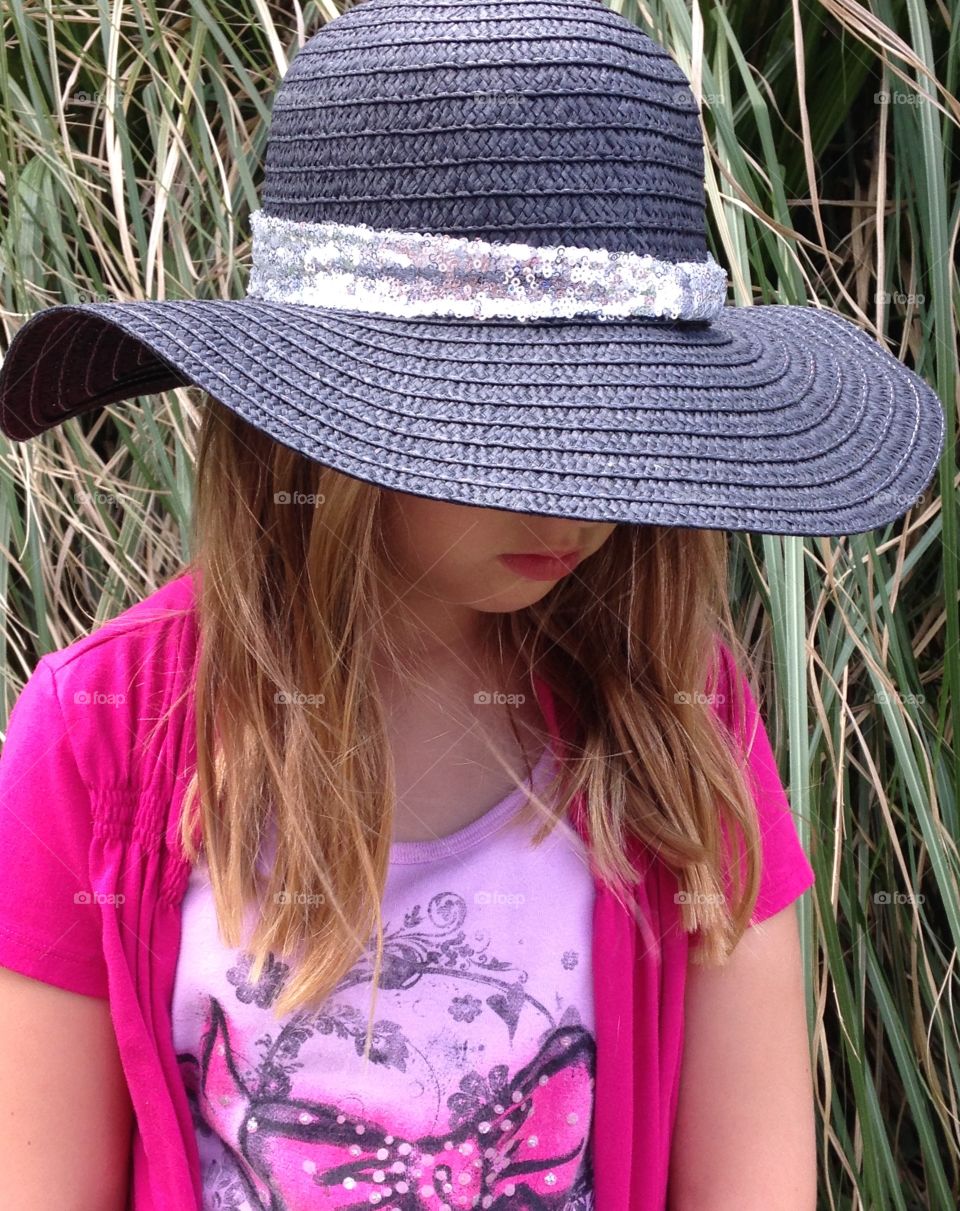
[0,0,945,537]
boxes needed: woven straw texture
[0,0,946,537]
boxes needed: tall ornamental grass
[1,1,957,1206]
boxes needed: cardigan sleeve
[0,655,109,998]
[715,646,816,927]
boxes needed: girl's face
[379,490,618,615]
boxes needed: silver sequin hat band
[246,209,729,323]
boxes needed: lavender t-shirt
[172,744,596,1210]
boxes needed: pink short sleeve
[713,643,816,926]
[0,655,108,997]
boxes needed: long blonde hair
[178,395,764,1049]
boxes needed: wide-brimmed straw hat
[0,0,945,537]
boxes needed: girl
[0,433,817,1211]
[0,1,943,1209]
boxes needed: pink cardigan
[0,569,815,1210]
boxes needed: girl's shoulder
[40,567,198,687]
[0,570,199,996]
[13,569,199,798]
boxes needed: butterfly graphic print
[173,765,597,1210]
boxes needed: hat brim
[0,298,944,537]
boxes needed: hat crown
[261,0,708,260]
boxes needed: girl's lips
[499,552,582,580]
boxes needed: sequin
[246,210,728,322]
